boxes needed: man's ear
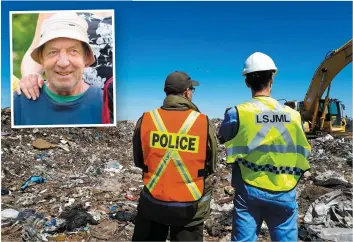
[183,89,191,100]
[269,79,273,87]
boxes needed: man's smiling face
[40,37,89,95]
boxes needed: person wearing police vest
[132,71,217,241]
[218,52,311,242]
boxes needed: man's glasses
[188,86,195,93]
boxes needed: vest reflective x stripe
[140,108,208,202]
[225,97,311,191]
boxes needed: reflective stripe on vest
[227,100,310,158]
[225,97,311,191]
[141,109,207,202]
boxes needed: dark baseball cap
[164,71,200,93]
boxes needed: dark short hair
[164,87,187,96]
[245,70,274,92]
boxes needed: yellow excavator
[284,39,352,137]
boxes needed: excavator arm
[301,39,352,122]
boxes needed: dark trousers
[132,213,204,241]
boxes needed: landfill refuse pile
[301,189,353,241]
[1,108,353,241]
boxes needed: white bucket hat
[30,12,95,66]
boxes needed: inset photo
[10,9,115,128]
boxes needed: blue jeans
[231,192,298,242]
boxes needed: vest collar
[252,96,278,103]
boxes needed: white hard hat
[242,52,278,76]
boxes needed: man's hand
[16,73,44,100]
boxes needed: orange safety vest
[140,108,208,202]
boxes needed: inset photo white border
[10,9,116,128]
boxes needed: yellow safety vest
[225,97,311,192]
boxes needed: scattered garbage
[108,203,137,222]
[315,134,334,142]
[2,188,10,195]
[17,209,36,221]
[35,153,49,161]
[58,144,70,152]
[314,170,353,188]
[1,208,19,220]
[32,138,56,149]
[89,220,119,240]
[301,189,353,241]
[60,140,68,145]
[125,193,137,201]
[109,210,136,222]
[303,171,312,179]
[20,176,47,191]
[59,203,98,230]
[224,186,235,196]
[22,224,47,242]
[1,109,352,241]
[43,218,66,234]
[104,160,123,173]
[205,204,232,237]
[223,173,232,182]
[211,199,233,212]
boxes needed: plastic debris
[315,134,334,142]
[59,203,98,230]
[60,140,68,145]
[17,209,36,221]
[2,188,10,195]
[20,176,47,191]
[109,210,136,222]
[35,153,49,161]
[125,193,137,201]
[314,170,352,188]
[104,160,123,173]
[301,189,353,241]
[65,198,76,207]
[58,144,70,152]
[1,208,19,220]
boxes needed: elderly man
[14,12,103,125]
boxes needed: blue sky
[1,1,352,120]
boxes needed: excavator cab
[317,99,346,133]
